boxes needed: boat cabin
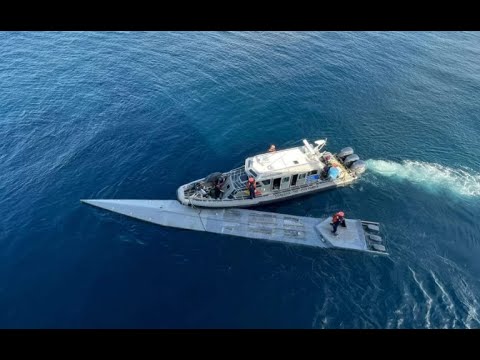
[222,139,330,199]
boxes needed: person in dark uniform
[247,177,256,199]
[322,163,332,179]
[331,211,346,236]
[214,176,225,199]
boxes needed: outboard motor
[344,154,360,167]
[337,147,354,160]
[350,160,367,175]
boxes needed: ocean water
[1,31,480,328]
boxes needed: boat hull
[81,199,388,255]
[176,139,366,209]
[177,177,356,208]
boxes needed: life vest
[332,212,344,223]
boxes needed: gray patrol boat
[81,199,388,255]
[177,139,367,208]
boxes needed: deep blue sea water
[1,31,480,328]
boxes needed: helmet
[337,211,345,217]
[248,177,254,183]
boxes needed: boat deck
[81,199,388,255]
[315,218,367,252]
[178,153,359,208]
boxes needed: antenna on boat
[302,139,316,155]
[314,139,327,152]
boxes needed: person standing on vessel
[214,176,225,199]
[247,177,256,199]
[331,211,346,235]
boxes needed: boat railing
[187,160,356,202]
[195,168,356,202]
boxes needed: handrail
[184,154,358,203]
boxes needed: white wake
[366,159,480,197]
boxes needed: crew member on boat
[268,144,276,152]
[214,176,225,199]
[331,211,346,236]
[247,177,256,199]
[322,162,332,179]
